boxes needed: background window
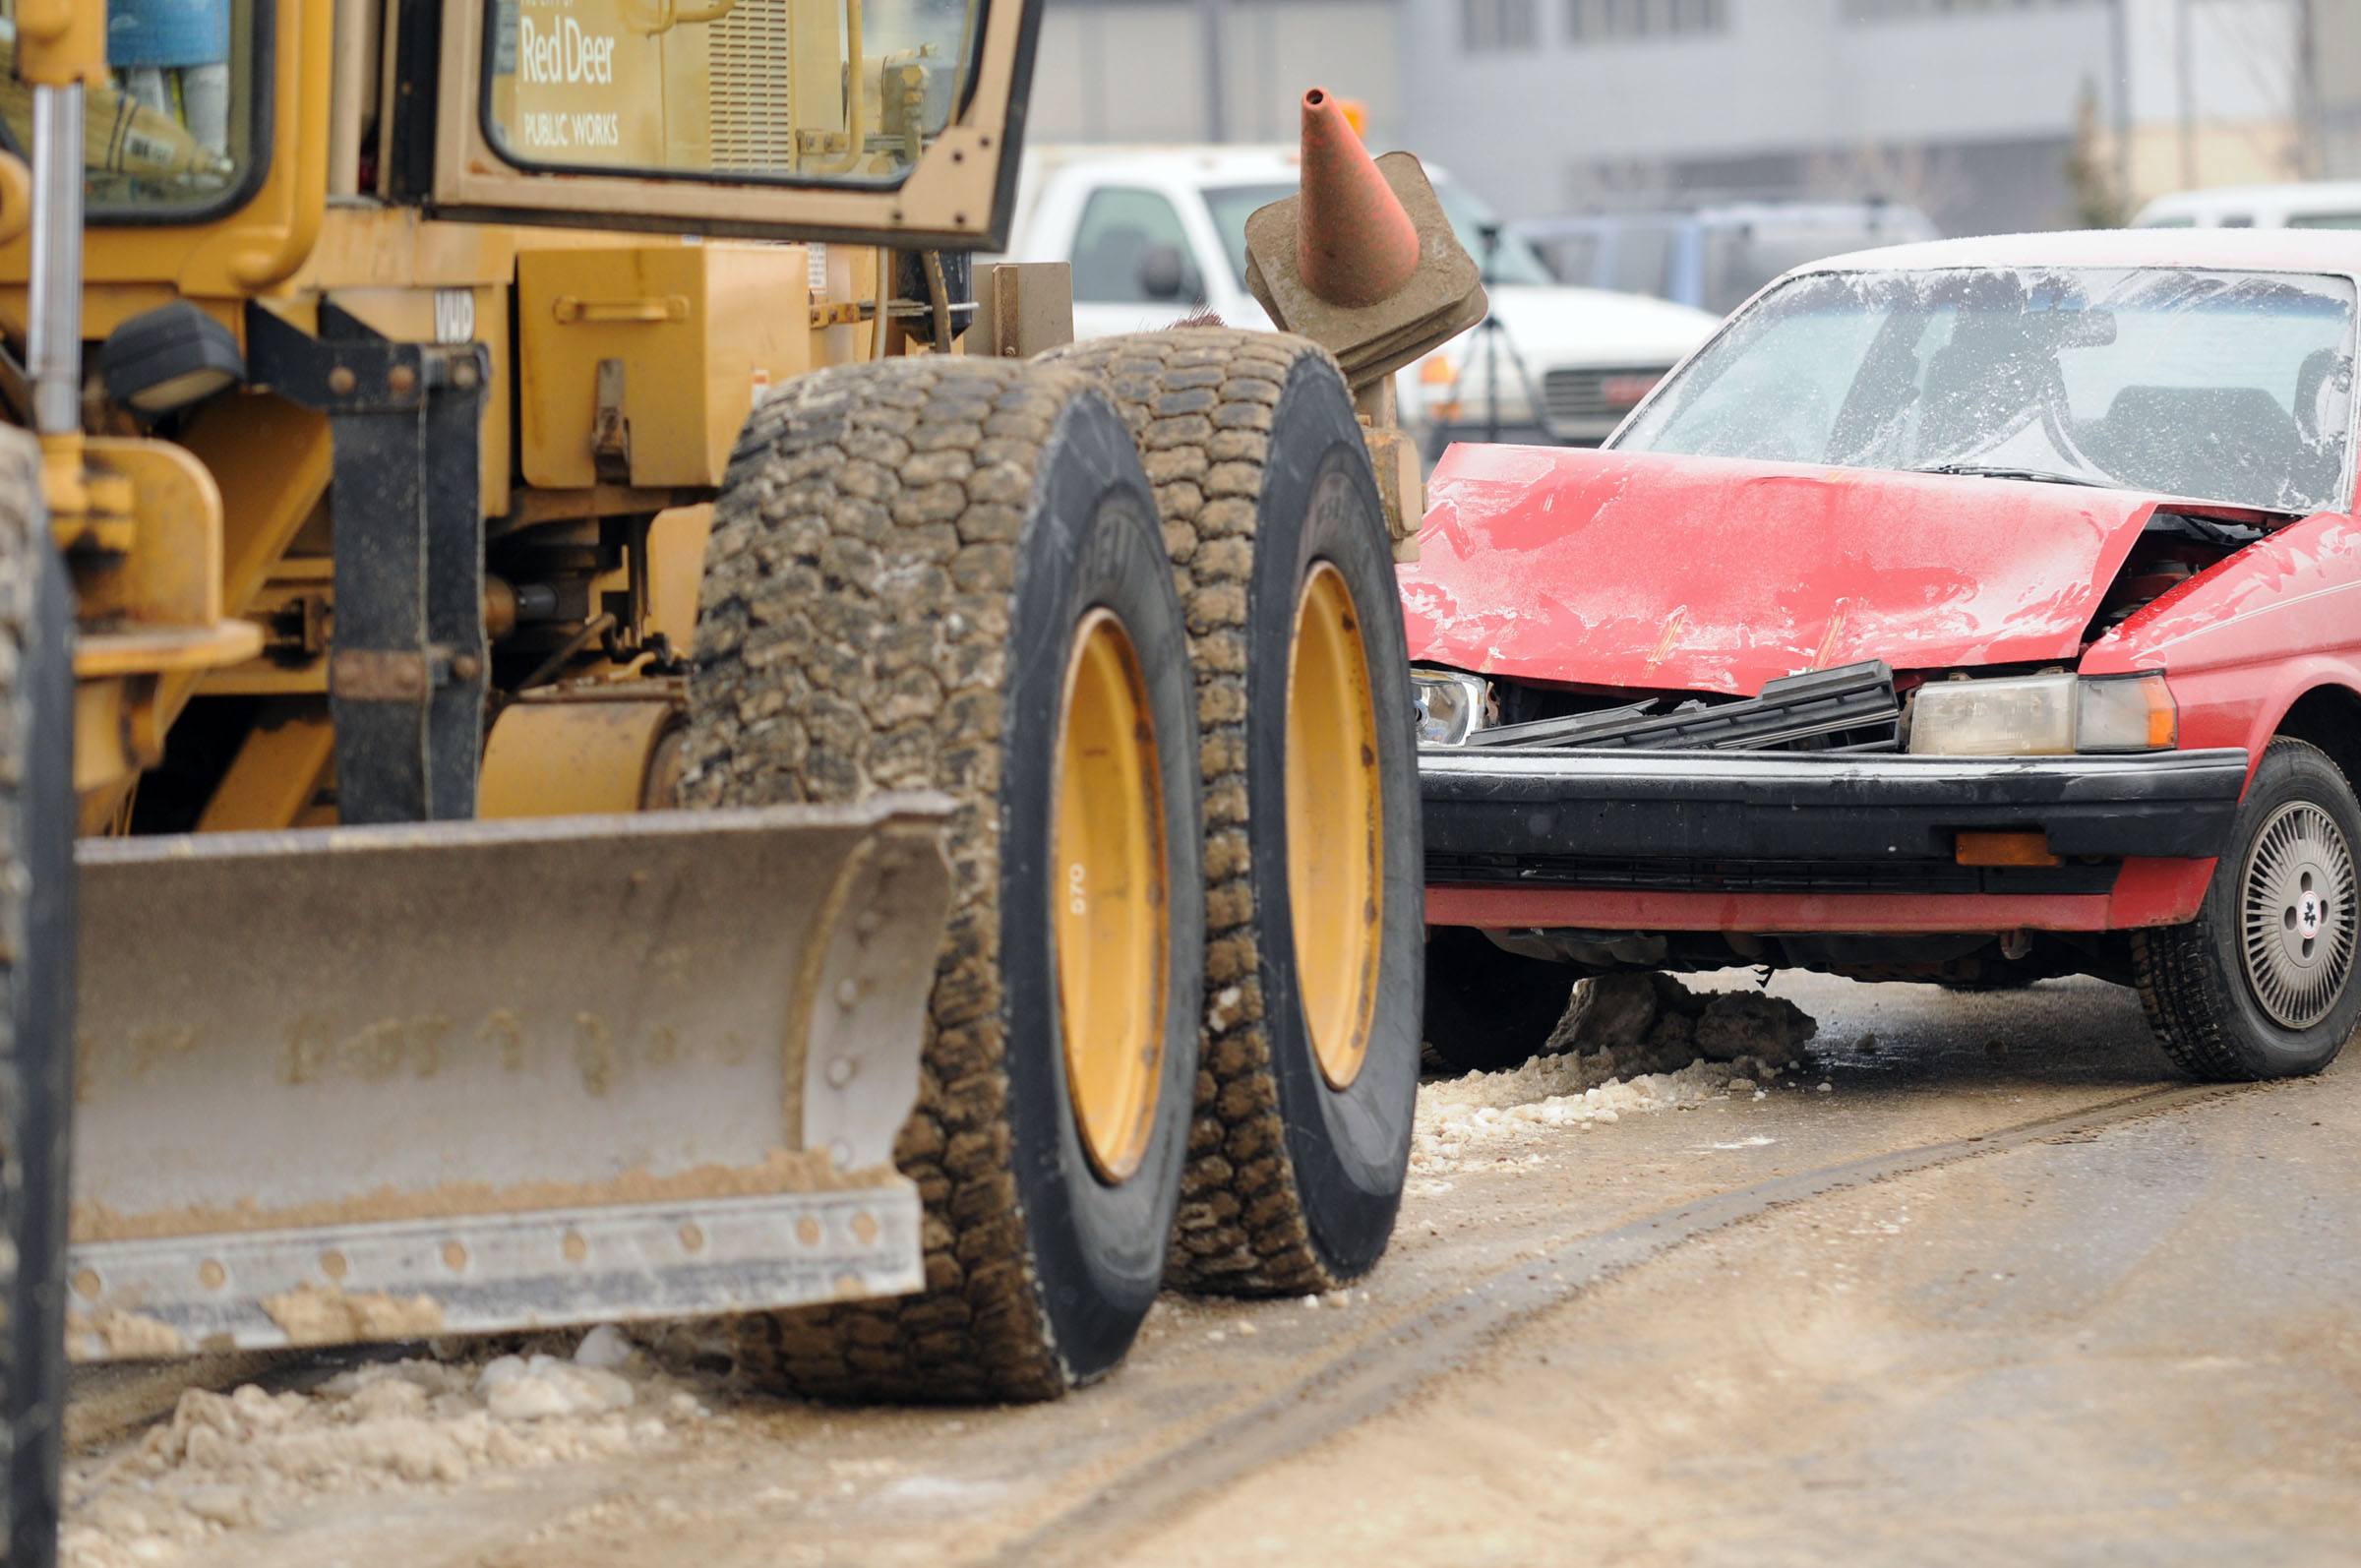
[1566,0,1727,45]
[1462,0,1538,53]
[1070,188,1205,306]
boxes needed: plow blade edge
[66,798,952,1360]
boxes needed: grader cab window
[0,0,261,216]
[485,0,982,184]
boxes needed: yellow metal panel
[0,286,236,345]
[73,438,228,629]
[77,393,333,833]
[517,244,813,489]
[74,679,136,800]
[478,696,680,817]
[198,698,334,831]
[14,0,108,86]
[177,393,333,618]
[284,208,519,292]
[197,663,327,696]
[74,622,262,680]
[648,503,714,652]
[0,153,24,249]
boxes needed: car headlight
[1907,671,2176,756]
[1412,669,1492,746]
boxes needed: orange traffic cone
[1297,87,1420,308]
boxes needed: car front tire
[2134,738,2361,1081]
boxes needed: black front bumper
[1423,747,2251,895]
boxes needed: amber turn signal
[1956,831,2062,869]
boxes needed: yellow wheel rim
[1285,561,1384,1091]
[1054,609,1170,1184]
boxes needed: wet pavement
[65,974,2361,1567]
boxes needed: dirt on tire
[1044,328,1408,1297]
[682,358,1177,1401]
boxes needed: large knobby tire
[683,360,1204,1400]
[2134,738,2361,1081]
[1045,330,1422,1296]
[0,430,73,1568]
[1423,927,1575,1076]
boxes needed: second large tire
[1047,330,1423,1296]
[684,359,1204,1399]
[0,427,74,1568]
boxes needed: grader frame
[8,0,1034,1358]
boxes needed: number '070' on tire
[683,360,1204,1401]
[1046,330,1423,1296]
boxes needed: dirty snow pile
[1415,973,1817,1174]
[62,1325,698,1568]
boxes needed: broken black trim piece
[1421,746,2251,883]
[1465,659,1899,753]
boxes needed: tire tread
[686,359,1106,1402]
[0,425,64,1566]
[1046,329,1363,1296]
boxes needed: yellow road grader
[0,0,1477,1555]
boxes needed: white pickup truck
[1000,145,1723,452]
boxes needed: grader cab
[0,0,1478,1556]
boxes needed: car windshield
[1615,266,2358,514]
[1202,178,1555,289]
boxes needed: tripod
[1474,221,1545,446]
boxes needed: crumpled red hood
[1399,444,2171,695]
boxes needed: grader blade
[65,798,952,1360]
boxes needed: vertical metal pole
[2177,0,2199,189]
[27,82,84,439]
[2110,0,2134,207]
[1199,0,1226,143]
[2296,0,2323,177]
[1481,226,1500,446]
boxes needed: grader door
[435,0,1039,247]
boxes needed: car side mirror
[1139,244,1189,302]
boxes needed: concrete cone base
[1243,151,1486,391]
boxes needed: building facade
[2316,0,2361,178]
[1399,0,2313,233]
[1028,0,1405,147]
[1029,0,2323,236]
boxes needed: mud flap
[66,797,952,1359]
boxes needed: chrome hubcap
[2240,800,2359,1030]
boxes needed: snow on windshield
[1615,267,2357,513]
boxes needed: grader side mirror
[1138,244,1189,303]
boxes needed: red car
[1406,231,2361,1082]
